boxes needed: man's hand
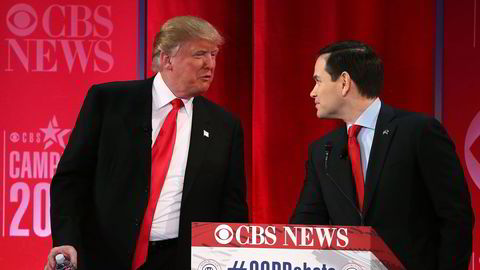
[45,245,77,270]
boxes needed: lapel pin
[203,130,209,138]
[382,129,389,135]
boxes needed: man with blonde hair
[46,16,248,270]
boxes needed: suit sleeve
[220,118,249,222]
[290,144,330,225]
[50,86,102,250]
[417,118,474,269]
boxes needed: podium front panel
[192,223,405,270]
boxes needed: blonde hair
[151,16,224,72]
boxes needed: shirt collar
[347,97,381,131]
[152,72,193,116]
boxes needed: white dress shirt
[346,98,381,182]
[149,73,193,241]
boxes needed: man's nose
[204,55,215,68]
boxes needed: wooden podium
[192,223,405,270]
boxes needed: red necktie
[348,125,364,211]
[132,98,184,270]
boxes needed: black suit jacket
[291,103,474,269]
[50,77,249,270]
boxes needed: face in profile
[310,54,344,119]
[167,39,219,98]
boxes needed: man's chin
[197,83,211,93]
[189,87,209,97]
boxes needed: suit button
[144,188,148,194]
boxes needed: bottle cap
[55,254,66,264]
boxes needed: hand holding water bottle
[44,245,77,270]
[55,254,75,270]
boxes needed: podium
[192,223,405,270]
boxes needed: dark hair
[317,40,383,98]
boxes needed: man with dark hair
[291,40,474,269]
[45,16,248,270]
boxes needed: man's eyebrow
[192,50,207,55]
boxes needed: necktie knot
[348,124,362,138]
[171,98,183,110]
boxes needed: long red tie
[132,98,184,270]
[348,125,364,211]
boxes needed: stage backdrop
[147,0,476,268]
[1,0,478,269]
[250,0,435,224]
[146,0,435,222]
[0,0,138,269]
[444,0,480,267]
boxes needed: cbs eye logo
[198,259,221,270]
[214,224,233,244]
[6,4,38,36]
[10,132,20,143]
[342,263,362,270]
[465,110,480,190]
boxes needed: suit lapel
[183,96,211,200]
[123,84,211,201]
[122,77,154,131]
[121,78,154,190]
[363,103,397,214]
[327,127,357,206]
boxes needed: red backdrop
[444,0,480,267]
[0,0,138,269]
[1,0,478,269]
[146,0,435,224]
[251,0,435,224]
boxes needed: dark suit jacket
[50,77,249,270]
[291,103,474,269]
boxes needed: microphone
[324,142,364,226]
[324,142,333,171]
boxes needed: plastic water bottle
[55,254,74,270]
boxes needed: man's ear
[159,51,173,71]
[340,71,352,97]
